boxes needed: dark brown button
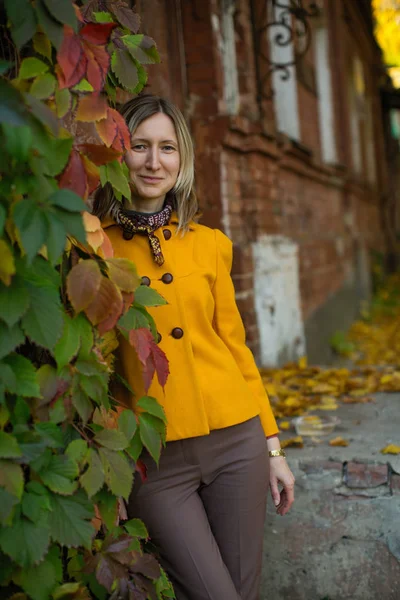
[141,276,151,286]
[163,229,172,240]
[161,273,173,284]
[157,332,162,344]
[171,327,184,339]
[123,231,134,240]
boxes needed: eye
[132,144,146,151]
[162,145,176,152]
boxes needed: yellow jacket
[103,215,279,442]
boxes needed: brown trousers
[127,416,270,600]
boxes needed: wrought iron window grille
[251,0,320,102]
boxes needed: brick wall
[139,0,389,365]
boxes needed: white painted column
[252,235,306,366]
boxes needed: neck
[126,194,166,214]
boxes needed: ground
[260,392,400,600]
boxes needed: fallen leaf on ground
[279,420,291,430]
[329,437,349,447]
[281,436,304,449]
[380,444,400,455]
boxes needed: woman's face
[124,112,180,208]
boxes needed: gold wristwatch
[268,449,286,458]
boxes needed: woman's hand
[266,436,295,515]
[268,456,295,516]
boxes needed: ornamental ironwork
[251,0,320,101]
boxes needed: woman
[96,95,295,600]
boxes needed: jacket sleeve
[212,229,279,437]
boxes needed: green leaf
[0,460,24,499]
[57,209,87,244]
[22,490,51,522]
[3,123,33,161]
[19,57,49,79]
[0,59,12,75]
[98,448,133,500]
[3,354,40,397]
[0,79,29,127]
[101,160,131,198]
[42,0,77,30]
[0,321,24,360]
[122,34,160,65]
[125,428,143,462]
[5,0,37,49]
[124,518,148,539]
[93,488,118,531]
[48,490,95,548]
[0,512,50,568]
[80,448,105,497]
[21,284,63,351]
[137,396,166,423]
[118,409,137,442]
[35,421,64,448]
[94,429,129,451]
[66,439,88,465]
[0,488,18,525]
[33,31,53,61]
[0,275,30,328]
[54,313,81,369]
[49,398,67,424]
[33,135,73,177]
[134,286,167,307]
[139,413,161,464]
[55,87,71,118]
[16,432,48,464]
[45,211,68,264]
[93,11,114,23]
[79,374,107,405]
[13,199,48,262]
[0,360,16,393]
[118,306,149,333]
[72,78,94,92]
[30,72,56,99]
[0,204,6,237]
[38,455,79,495]
[72,387,93,423]
[35,0,64,49]
[49,188,86,212]
[111,48,139,93]
[17,545,62,600]
[0,431,22,458]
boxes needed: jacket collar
[102,211,197,231]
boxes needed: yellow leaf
[0,240,16,285]
[281,436,304,448]
[329,436,349,447]
[298,356,307,369]
[279,420,290,430]
[265,383,277,396]
[380,444,400,455]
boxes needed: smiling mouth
[140,176,163,182]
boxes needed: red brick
[391,474,400,495]
[345,462,389,489]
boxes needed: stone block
[345,462,389,488]
[391,474,400,495]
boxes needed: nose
[145,147,161,171]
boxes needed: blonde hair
[93,95,198,232]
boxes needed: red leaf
[57,26,87,89]
[108,108,131,152]
[76,93,108,122]
[97,304,122,335]
[129,328,152,366]
[78,143,121,165]
[143,355,155,393]
[121,291,134,314]
[80,22,116,45]
[96,112,118,147]
[84,41,110,91]
[152,343,169,389]
[135,459,147,482]
[67,259,103,313]
[129,328,169,391]
[85,276,123,326]
[81,155,100,195]
[59,149,87,198]
[100,230,114,259]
